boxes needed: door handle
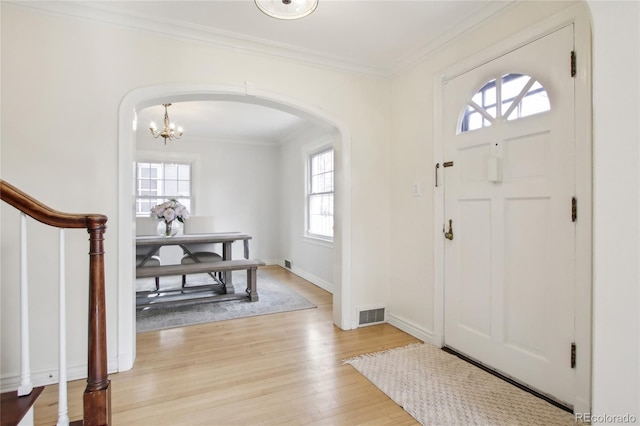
[444,219,454,240]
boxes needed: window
[460,73,550,133]
[135,161,192,217]
[307,148,334,239]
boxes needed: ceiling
[20,0,515,143]
[84,0,511,75]
[138,101,310,144]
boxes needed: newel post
[84,217,111,426]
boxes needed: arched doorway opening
[117,83,352,371]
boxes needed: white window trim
[303,140,334,243]
[302,234,334,248]
[136,150,201,215]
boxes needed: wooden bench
[136,259,265,307]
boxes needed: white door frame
[433,4,592,413]
[116,82,352,372]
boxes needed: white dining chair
[136,217,162,291]
[180,216,222,286]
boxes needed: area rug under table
[136,269,316,332]
[343,343,576,426]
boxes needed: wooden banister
[0,179,106,229]
[0,179,111,425]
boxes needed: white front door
[442,25,576,406]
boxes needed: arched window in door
[460,73,551,133]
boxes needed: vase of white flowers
[151,199,190,237]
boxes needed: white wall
[279,125,335,290]
[588,0,640,419]
[1,3,390,386]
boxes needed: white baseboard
[573,397,591,417]
[1,358,119,393]
[431,332,445,348]
[289,265,333,294]
[386,312,434,344]
[261,260,333,294]
[118,351,135,372]
[267,259,333,293]
[1,366,80,392]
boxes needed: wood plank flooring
[34,266,421,425]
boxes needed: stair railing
[1,179,111,426]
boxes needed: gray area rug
[136,269,316,333]
[344,343,576,426]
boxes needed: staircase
[1,387,43,426]
[0,179,111,426]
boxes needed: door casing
[432,3,592,413]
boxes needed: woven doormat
[344,343,577,425]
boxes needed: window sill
[302,234,333,248]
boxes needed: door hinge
[571,342,576,368]
[572,197,577,222]
[435,163,440,187]
[570,51,577,77]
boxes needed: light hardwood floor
[34,266,421,425]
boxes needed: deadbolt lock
[444,219,454,240]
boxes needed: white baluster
[57,229,69,426]
[18,213,33,397]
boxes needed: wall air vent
[358,308,385,326]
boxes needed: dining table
[136,232,252,290]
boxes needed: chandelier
[255,0,318,20]
[149,103,183,145]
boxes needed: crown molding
[390,1,520,76]
[277,121,326,146]
[6,1,388,77]
[6,0,519,79]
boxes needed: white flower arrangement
[151,199,190,224]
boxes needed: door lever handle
[444,219,454,240]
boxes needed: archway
[117,82,352,371]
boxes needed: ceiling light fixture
[255,0,318,20]
[149,103,183,145]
